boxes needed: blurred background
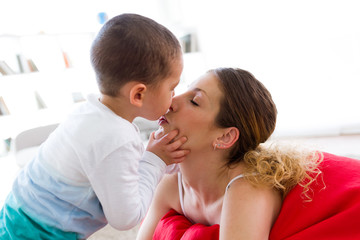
[1,0,360,144]
[0,0,359,238]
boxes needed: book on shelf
[0,60,16,75]
[0,91,39,115]
[21,35,66,72]
[180,33,199,53]
[62,51,73,68]
[0,96,10,115]
[16,54,31,73]
[16,53,38,73]
[35,88,74,110]
[27,59,39,72]
[34,91,47,109]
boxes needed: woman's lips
[158,116,168,125]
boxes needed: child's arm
[90,143,166,230]
[89,130,187,231]
[146,129,190,165]
[136,173,180,240]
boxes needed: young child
[0,13,188,239]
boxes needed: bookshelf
[0,32,95,75]
[0,32,98,156]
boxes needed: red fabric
[153,209,219,240]
[269,152,360,240]
[153,152,360,240]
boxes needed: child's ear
[129,83,147,107]
[213,127,239,150]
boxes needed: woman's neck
[179,151,236,204]
[178,150,246,225]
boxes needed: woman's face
[156,72,224,151]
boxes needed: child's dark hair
[91,13,182,96]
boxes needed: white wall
[1,0,359,137]
[0,0,163,34]
[162,0,360,137]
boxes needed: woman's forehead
[189,72,219,92]
[188,73,223,106]
[189,73,220,94]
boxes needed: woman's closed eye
[190,99,199,106]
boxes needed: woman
[137,68,360,240]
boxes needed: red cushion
[153,152,360,240]
[153,209,219,240]
[269,152,360,240]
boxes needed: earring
[213,143,221,150]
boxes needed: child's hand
[146,129,190,165]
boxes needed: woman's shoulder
[225,162,282,214]
[226,162,282,205]
[225,175,281,202]
[221,176,282,239]
[160,173,179,189]
[155,173,182,212]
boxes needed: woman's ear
[129,83,147,107]
[214,127,239,150]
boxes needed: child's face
[143,57,183,120]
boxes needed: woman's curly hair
[243,143,323,201]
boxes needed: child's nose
[169,96,179,112]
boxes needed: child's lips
[158,116,168,125]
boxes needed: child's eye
[190,100,199,106]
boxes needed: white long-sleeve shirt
[12,94,166,238]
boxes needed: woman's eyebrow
[193,88,208,98]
